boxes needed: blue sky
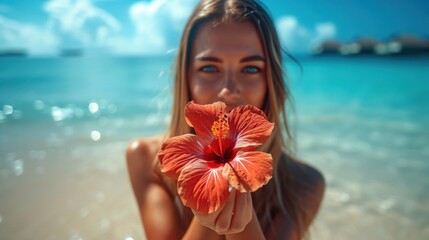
[0,0,428,55]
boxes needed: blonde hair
[164,0,305,238]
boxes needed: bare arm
[126,138,222,240]
[266,161,326,240]
[126,139,183,239]
[191,190,265,240]
[184,209,265,240]
[225,209,265,240]
[183,217,225,240]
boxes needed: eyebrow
[195,56,222,62]
[240,55,265,63]
[195,55,265,63]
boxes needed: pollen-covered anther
[211,114,229,139]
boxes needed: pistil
[211,112,229,160]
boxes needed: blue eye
[200,66,218,73]
[243,66,260,73]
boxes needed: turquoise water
[0,56,428,239]
[0,57,172,122]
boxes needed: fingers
[191,190,235,229]
[244,192,252,221]
[192,207,218,228]
[192,190,253,235]
[214,189,236,233]
[228,191,252,233]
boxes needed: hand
[192,189,253,235]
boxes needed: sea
[0,55,428,239]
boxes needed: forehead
[191,21,265,57]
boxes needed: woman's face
[188,20,267,111]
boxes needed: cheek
[189,77,220,104]
[240,80,267,108]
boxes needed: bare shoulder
[282,153,326,227]
[125,136,165,202]
[126,136,164,168]
[287,156,325,195]
[126,136,187,238]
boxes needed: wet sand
[0,121,145,239]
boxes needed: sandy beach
[0,120,146,239]
[2,115,429,240]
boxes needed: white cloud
[106,0,198,55]
[5,1,337,56]
[276,16,336,53]
[0,0,124,55]
[0,15,59,55]
[44,0,121,50]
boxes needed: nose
[218,72,240,103]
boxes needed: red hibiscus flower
[158,101,274,214]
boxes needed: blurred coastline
[1,55,429,239]
[313,35,429,57]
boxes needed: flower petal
[223,150,273,193]
[158,134,206,179]
[185,101,226,139]
[228,105,274,149]
[178,160,230,214]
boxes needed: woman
[126,0,325,239]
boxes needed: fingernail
[228,185,233,192]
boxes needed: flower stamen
[211,112,229,158]
[211,113,229,139]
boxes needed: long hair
[164,0,306,238]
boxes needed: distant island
[0,49,84,58]
[313,35,429,57]
[0,49,28,57]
